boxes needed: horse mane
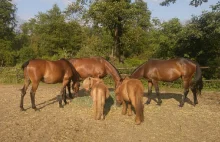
[102,57,122,79]
[130,60,148,77]
[60,58,80,82]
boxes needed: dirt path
[0,84,220,142]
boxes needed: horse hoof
[157,100,162,104]
[35,108,40,111]
[101,116,105,120]
[20,108,25,111]
[128,112,132,116]
[59,105,64,108]
[64,102,69,105]
[121,111,127,115]
[179,104,184,107]
[135,121,141,125]
[146,101,151,105]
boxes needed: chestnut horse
[115,77,144,125]
[68,57,122,92]
[82,77,109,120]
[130,58,203,107]
[20,59,80,111]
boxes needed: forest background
[0,0,219,87]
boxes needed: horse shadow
[144,92,194,106]
[104,95,114,117]
[68,88,114,117]
[24,97,58,111]
[66,88,90,99]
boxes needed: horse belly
[159,69,181,82]
[43,71,64,84]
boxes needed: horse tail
[21,60,30,70]
[192,62,203,95]
[20,60,31,95]
[135,91,144,123]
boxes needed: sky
[13,0,219,24]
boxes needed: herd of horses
[20,57,203,124]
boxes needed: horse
[115,77,144,125]
[68,57,122,97]
[130,58,203,107]
[82,77,109,120]
[20,58,80,111]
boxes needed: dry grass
[0,84,220,142]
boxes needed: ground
[0,84,220,142]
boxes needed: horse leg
[146,81,153,104]
[180,80,189,107]
[63,88,68,105]
[191,87,198,106]
[59,79,70,107]
[30,82,39,110]
[127,103,132,116]
[101,96,105,120]
[20,79,31,111]
[67,81,73,99]
[122,101,127,115]
[152,80,162,104]
[131,100,141,125]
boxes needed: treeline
[0,0,220,79]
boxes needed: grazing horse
[68,57,122,92]
[20,59,80,111]
[115,77,144,125]
[130,58,203,107]
[82,77,109,120]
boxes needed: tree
[18,4,85,60]
[0,0,17,66]
[85,0,151,62]
[160,0,208,7]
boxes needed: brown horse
[115,77,144,125]
[130,58,203,107]
[68,57,122,91]
[82,77,109,120]
[20,59,80,111]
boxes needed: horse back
[119,79,144,102]
[91,83,109,101]
[26,59,73,83]
[144,58,196,81]
[69,57,106,79]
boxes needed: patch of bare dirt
[0,84,220,142]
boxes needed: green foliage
[17,4,85,60]
[160,0,208,7]
[18,46,36,63]
[1,0,220,87]
[86,0,151,61]
[0,0,17,66]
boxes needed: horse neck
[130,65,144,79]
[104,61,121,88]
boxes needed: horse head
[115,78,124,106]
[72,81,80,94]
[82,77,92,91]
[82,77,104,91]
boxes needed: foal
[82,77,109,120]
[115,77,144,125]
